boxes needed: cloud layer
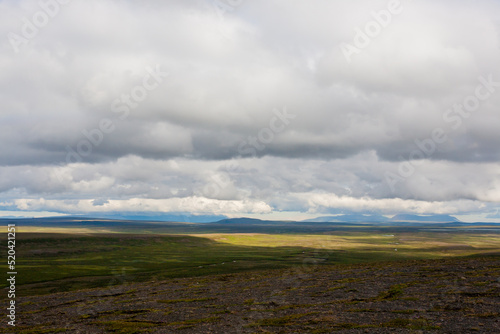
[1,0,500,220]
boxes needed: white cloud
[13,197,272,215]
[299,193,485,215]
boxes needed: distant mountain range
[302,214,390,223]
[1,213,463,224]
[3,215,498,236]
[215,217,274,224]
[390,214,460,223]
[301,213,460,223]
[214,214,462,224]
[46,213,229,223]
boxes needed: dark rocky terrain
[5,256,499,333]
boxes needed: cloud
[1,154,499,217]
[299,193,486,215]
[13,197,272,215]
[0,0,499,219]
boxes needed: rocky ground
[4,256,500,333]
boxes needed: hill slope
[13,256,500,333]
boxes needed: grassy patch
[93,309,155,317]
[467,312,499,318]
[376,283,409,300]
[157,297,214,304]
[19,301,35,306]
[332,277,363,284]
[310,322,375,330]
[243,298,255,305]
[168,316,220,329]
[276,304,313,311]
[0,327,68,334]
[20,306,49,314]
[381,318,440,330]
[391,309,418,314]
[327,284,347,291]
[93,320,162,333]
[211,309,231,314]
[249,312,318,327]
[347,308,377,312]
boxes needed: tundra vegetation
[1,219,499,332]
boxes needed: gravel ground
[4,256,499,333]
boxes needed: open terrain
[1,218,499,332]
[5,257,500,333]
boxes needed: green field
[5,225,500,298]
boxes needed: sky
[1,0,500,222]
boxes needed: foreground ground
[8,229,500,296]
[6,256,499,333]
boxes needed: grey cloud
[1,0,500,219]
[0,153,499,217]
[1,0,499,166]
